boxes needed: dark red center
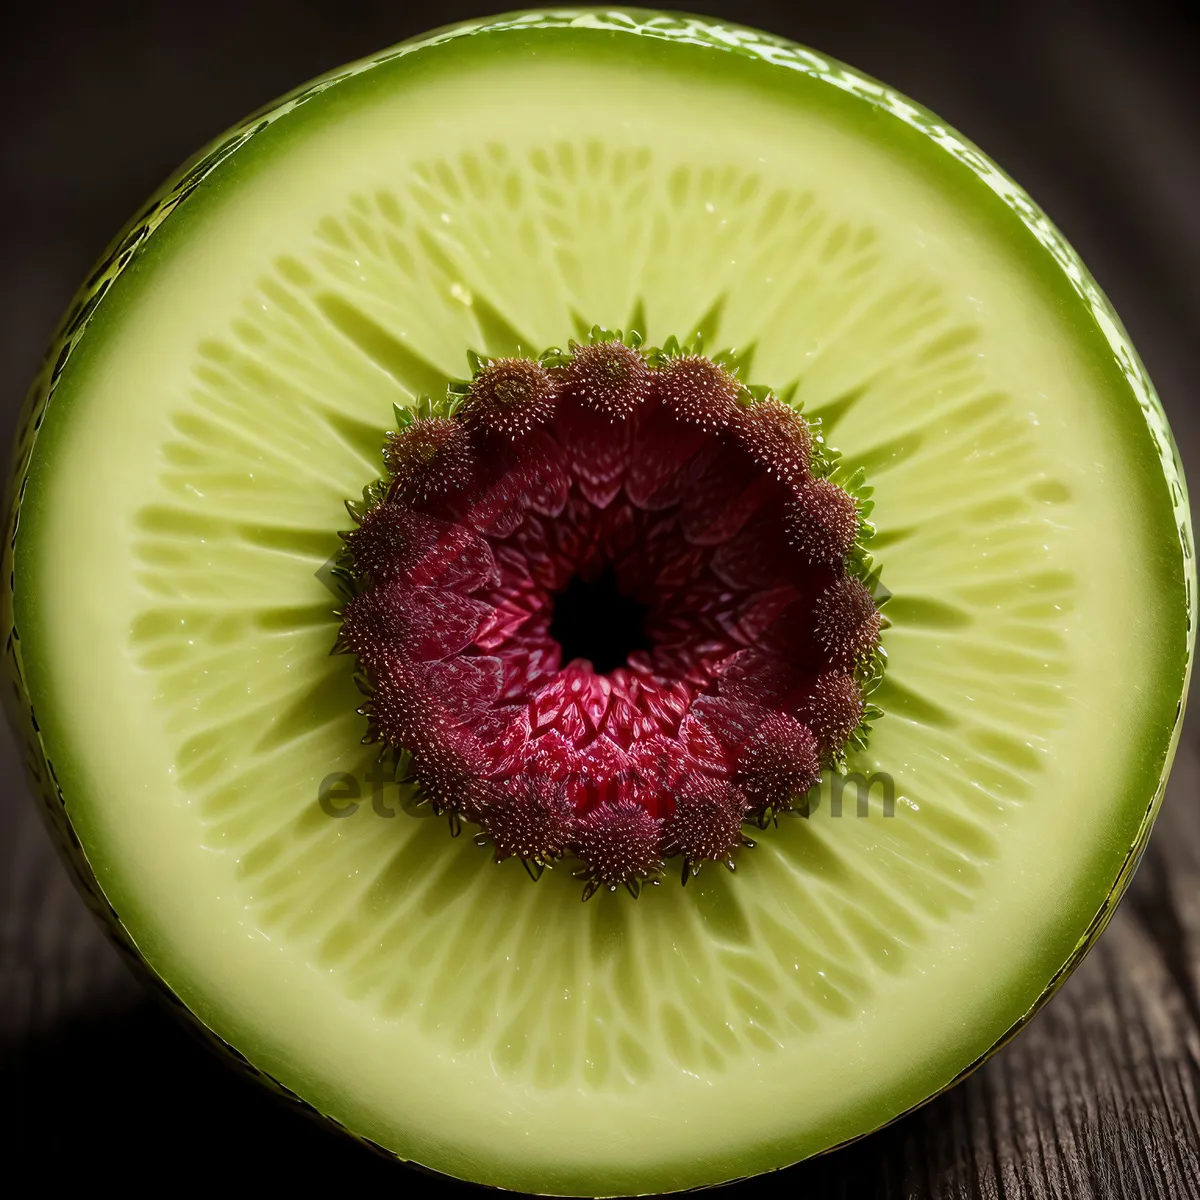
[338,339,882,895]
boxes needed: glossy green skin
[3,9,1194,1192]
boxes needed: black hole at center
[550,566,652,675]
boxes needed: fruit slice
[4,11,1193,1196]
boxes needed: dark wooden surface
[3,2,1198,1193]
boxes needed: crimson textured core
[335,333,887,897]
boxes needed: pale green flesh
[12,15,1193,1196]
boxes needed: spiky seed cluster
[814,577,882,670]
[346,509,498,590]
[663,779,748,869]
[573,801,665,893]
[336,331,886,898]
[558,340,654,421]
[345,504,414,583]
[480,777,574,866]
[736,713,822,813]
[383,416,475,505]
[340,583,488,668]
[801,672,865,759]
[736,396,812,485]
[464,357,558,440]
[654,354,742,430]
[786,478,860,566]
[368,660,446,749]
[340,588,407,667]
[410,736,487,818]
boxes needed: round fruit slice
[4,11,1193,1196]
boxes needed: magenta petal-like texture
[340,345,881,892]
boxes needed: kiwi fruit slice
[4,10,1193,1196]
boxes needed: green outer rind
[3,8,1194,1192]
